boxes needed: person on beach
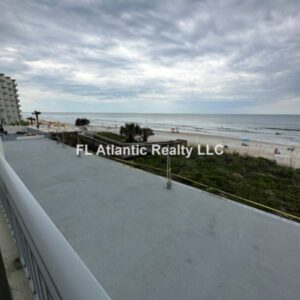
[274,148,280,155]
[287,146,295,152]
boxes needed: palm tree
[120,123,141,142]
[32,111,41,129]
[75,118,90,134]
[27,117,35,126]
[75,118,90,127]
[140,127,154,142]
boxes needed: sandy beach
[35,120,300,168]
[149,130,300,168]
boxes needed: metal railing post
[166,146,172,189]
[0,136,5,159]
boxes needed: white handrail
[0,139,110,300]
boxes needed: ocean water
[23,113,300,145]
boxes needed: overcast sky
[1,0,299,113]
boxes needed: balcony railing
[0,137,111,300]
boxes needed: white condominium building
[0,73,22,124]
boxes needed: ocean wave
[262,127,300,132]
[34,112,300,145]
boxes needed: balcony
[0,138,111,300]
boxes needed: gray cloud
[0,0,299,112]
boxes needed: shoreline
[149,129,299,168]
[151,128,297,147]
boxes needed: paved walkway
[3,137,300,300]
